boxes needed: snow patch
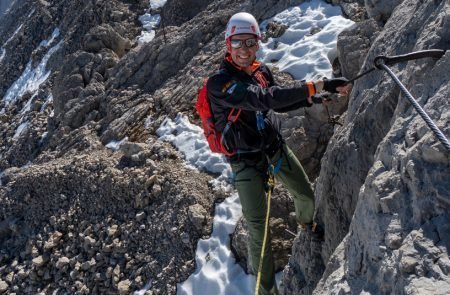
[40,131,49,143]
[13,121,29,139]
[177,193,255,295]
[137,0,167,44]
[21,92,38,114]
[133,280,152,295]
[40,94,53,113]
[38,28,60,49]
[2,39,62,106]
[5,24,24,46]
[257,0,354,81]
[27,8,35,18]
[156,114,232,187]
[150,0,167,10]
[105,137,128,151]
[144,115,153,128]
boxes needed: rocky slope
[0,0,448,294]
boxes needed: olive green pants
[231,144,315,295]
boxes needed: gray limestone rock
[337,18,381,80]
[187,204,208,233]
[82,24,131,57]
[284,0,450,294]
[364,0,403,22]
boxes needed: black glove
[323,77,349,93]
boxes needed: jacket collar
[223,53,261,75]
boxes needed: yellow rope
[254,174,275,295]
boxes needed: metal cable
[380,63,450,152]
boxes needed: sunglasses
[230,38,258,49]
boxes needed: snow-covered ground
[137,0,167,44]
[153,1,354,294]
[156,114,253,294]
[1,27,62,143]
[2,27,62,109]
[257,0,353,81]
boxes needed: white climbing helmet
[225,12,261,40]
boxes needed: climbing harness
[254,157,281,295]
[346,49,449,151]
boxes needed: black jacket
[206,56,314,161]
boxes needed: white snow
[27,8,35,18]
[105,137,129,151]
[2,28,62,111]
[157,114,232,186]
[5,24,24,46]
[137,14,159,43]
[38,27,60,49]
[40,131,49,143]
[155,115,254,294]
[257,0,354,81]
[177,193,253,295]
[137,0,168,44]
[13,121,29,140]
[144,115,153,128]
[150,0,167,10]
[21,92,38,114]
[40,94,53,113]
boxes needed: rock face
[1,0,449,294]
[282,0,450,294]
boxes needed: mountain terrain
[0,0,448,294]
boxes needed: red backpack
[195,79,241,156]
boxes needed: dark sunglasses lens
[230,38,257,49]
[230,39,243,49]
[245,38,257,47]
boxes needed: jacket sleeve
[207,73,313,112]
